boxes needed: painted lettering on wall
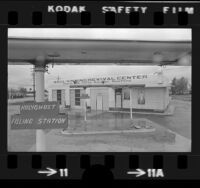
[54,75,148,85]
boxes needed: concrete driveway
[7,99,191,152]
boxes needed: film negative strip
[0,0,198,183]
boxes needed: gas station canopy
[8,38,191,65]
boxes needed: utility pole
[31,66,36,101]
[33,68,35,101]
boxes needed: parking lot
[7,98,191,152]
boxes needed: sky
[8,28,191,41]
[8,65,191,90]
[8,28,191,90]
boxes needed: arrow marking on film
[38,167,57,177]
[127,169,146,177]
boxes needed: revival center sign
[54,74,149,86]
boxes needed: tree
[177,77,188,94]
[18,87,27,97]
[171,77,189,95]
[171,77,177,95]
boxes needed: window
[123,89,130,100]
[115,88,122,94]
[75,89,80,106]
[57,90,62,105]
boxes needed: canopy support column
[35,56,46,152]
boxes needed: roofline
[48,84,168,88]
[8,37,192,44]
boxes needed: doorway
[96,95,103,110]
[115,88,122,109]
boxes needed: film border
[0,0,198,180]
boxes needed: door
[70,89,75,107]
[96,95,103,110]
[61,90,65,106]
[115,88,122,108]
[52,90,57,101]
[116,94,122,108]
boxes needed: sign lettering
[20,101,59,115]
[54,74,149,86]
[10,101,68,130]
[11,114,68,129]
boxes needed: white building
[48,72,171,113]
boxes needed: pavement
[8,98,191,152]
[29,124,191,152]
[28,110,191,152]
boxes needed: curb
[60,128,156,135]
[108,110,174,116]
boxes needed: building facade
[48,73,171,113]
